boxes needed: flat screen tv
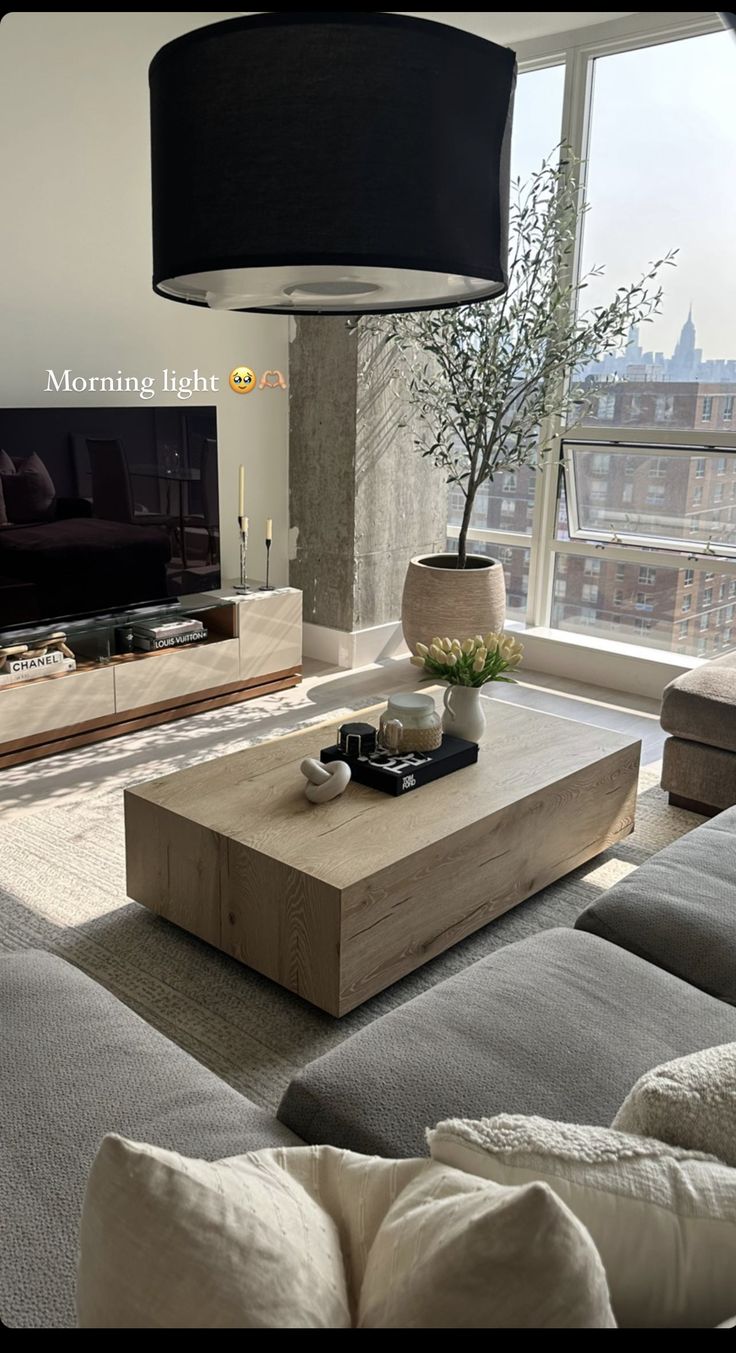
[0,406,220,633]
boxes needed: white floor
[0,656,666,820]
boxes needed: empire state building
[670,305,697,380]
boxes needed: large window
[447,17,736,662]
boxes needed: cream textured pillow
[359,1163,615,1329]
[429,1114,736,1330]
[78,1135,615,1329]
[613,1042,736,1166]
[78,1136,355,1328]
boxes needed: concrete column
[289,317,446,660]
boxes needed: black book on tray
[320,735,478,796]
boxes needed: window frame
[561,434,736,557]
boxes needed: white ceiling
[405,13,636,44]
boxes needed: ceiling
[405,13,636,44]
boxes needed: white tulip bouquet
[410,632,523,687]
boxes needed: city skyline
[581,306,736,387]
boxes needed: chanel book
[320,735,479,796]
[0,656,76,686]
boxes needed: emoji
[229,366,256,394]
[259,369,287,390]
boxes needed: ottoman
[661,651,736,813]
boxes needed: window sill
[505,624,703,701]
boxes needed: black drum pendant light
[149,12,516,315]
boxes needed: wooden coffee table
[124,695,640,1016]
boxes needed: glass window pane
[565,445,736,551]
[447,538,529,624]
[510,64,565,183]
[551,553,736,657]
[577,32,736,434]
[449,469,536,535]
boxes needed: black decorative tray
[320,735,479,796]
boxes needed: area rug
[0,680,703,1111]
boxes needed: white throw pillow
[613,1041,736,1166]
[77,1136,355,1328]
[359,1163,615,1329]
[78,1134,615,1329]
[428,1114,736,1330]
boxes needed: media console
[0,587,302,770]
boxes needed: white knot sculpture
[300,757,351,804]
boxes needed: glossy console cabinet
[113,638,240,712]
[239,589,303,680]
[0,666,116,749]
[0,587,302,769]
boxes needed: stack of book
[0,649,76,687]
[129,617,208,652]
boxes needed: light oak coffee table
[124,695,641,1016]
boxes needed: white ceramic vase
[441,684,486,744]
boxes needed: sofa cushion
[277,928,736,1159]
[575,808,736,1003]
[0,950,299,1330]
[661,653,736,752]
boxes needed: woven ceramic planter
[401,553,507,655]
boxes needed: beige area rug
[0,684,703,1112]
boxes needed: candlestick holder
[233,515,250,593]
[259,537,273,591]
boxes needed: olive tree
[361,151,676,568]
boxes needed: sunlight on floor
[0,655,665,820]
[582,857,640,891]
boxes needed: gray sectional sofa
[4,806,736,1328]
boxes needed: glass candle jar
[378,692,442,754]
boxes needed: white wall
[0,11,289,587]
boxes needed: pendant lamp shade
[149,12,516,315]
